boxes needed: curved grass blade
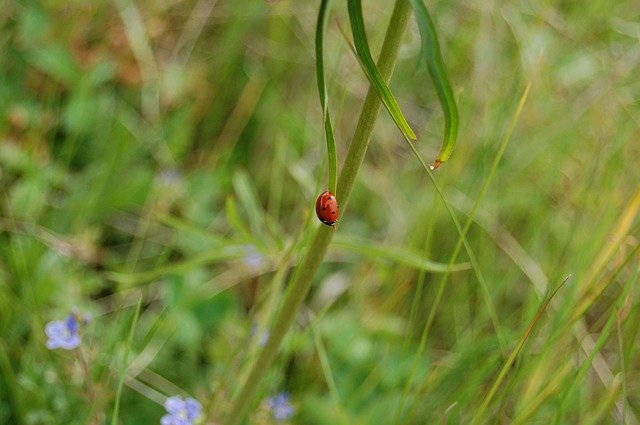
[472,276,571,425]
[333,235,469,273]
[408,0,458,169]
[316,0,338,193]
[347,0,417,141]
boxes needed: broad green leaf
[409,0,459,169]
[347,0,417,141]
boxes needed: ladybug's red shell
[315,190,339,226]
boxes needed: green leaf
[333,236,469,273]
[408,0,459,169]
[106,246,244,285]
[316,0,338,194]
[347,0,417,141]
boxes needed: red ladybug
[315,190,339,227]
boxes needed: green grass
[1,0,640,424]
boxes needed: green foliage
[347,0,417,142]
[1,0,640,424]
[408,0,458,168]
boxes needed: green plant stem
[226,2,413,423]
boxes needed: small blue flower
[155,169,184,187]
[243,244,265,269]
[251,324,270,347]
[259,329,270,347]
[161,396,202,425]
[45,314,81,350]
[267,392,294,421]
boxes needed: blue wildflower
[45,314,81,350]
[251,323,270,347]
[155,169,184,188]
[161,396,202,425]
[267,392,294,421]
[259,329,270,347]
[243,244,265,269]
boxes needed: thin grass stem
[225,2,413,423]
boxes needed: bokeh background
[1,0,639,423]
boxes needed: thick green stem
[226,2,412,423]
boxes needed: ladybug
[315,190,339,227]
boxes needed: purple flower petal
[184,398,202,420]
[46,338,60,349]
[274,404,295,421]
[243,245,265,268]
[160,414,175,425]
[162,396,201,425]
[164,396,185,415]
[45,317,81,351]
[65,314,79,334]
[60,334,81,350]
[268,392,294,421]
[45,321,65,338]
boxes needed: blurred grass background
[1,0,639,423]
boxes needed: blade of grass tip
[316,0,338,194]
[347,0,417,142]
[471,276,570,425]
[408,0,458,170]
[111,298,143,425]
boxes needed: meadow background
[1,0,640,424]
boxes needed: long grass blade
[408,0,458,169]
[316,0,338,193]
[333,236,469,273]
[347,0,417,141]
[472,276,570,424]
[111,299,143,425]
